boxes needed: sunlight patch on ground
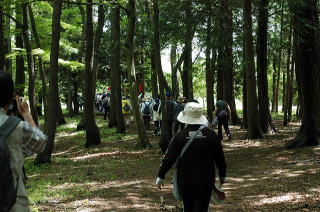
[255,192,304,205]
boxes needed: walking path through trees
[26,115,320,211]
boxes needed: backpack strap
[178,125,205,160]
[0,116,21,156]
[0,116,21,140]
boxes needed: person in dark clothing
[173,97,186,135]
[164,91,176,141]
[213,100,232,140]
[102,92,110,120]
[156,102,226,212]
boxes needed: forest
[0,0,320,211]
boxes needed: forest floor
[26,115,320,212]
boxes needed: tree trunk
[15,4,25,96]
[221,0,241,126]
[28,5,47,120]
[243,0,264,139]
[22,3,38,126]
[183,0,194,100]
[171,44,179,99]
[205,1,214,125]
[83,0,101,147]
[93,4,105,93]
[67,68,74,116]
[271,54,277,112]
[283,23,293,126]
[256,0,275,133]
[285,0,320,148]
[127,0,150,149]
[110,6,125,133]
[0,4,5,71]
[275,1,284,113]
[35,0,63,165]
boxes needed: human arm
[212,107,218,117]
[157,136,180,185]
[16,96,47,156]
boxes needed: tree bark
[127,0,150,149]
[221,0,241,126]
[110,5,125,133]
[35,0,63,165]
[83,0,101,147]
[182,0,194,100]
[22,3,38,126]
[243,0,264,139]
[285,0,320,148]
[283,23,293,126]
[205,1,214,125]
[256,0,275,133]
[93,4,105,92]
[28,5,47,119]
[275,1,284,113]
[15,4,25,96]
[0,4,5,71]
[170,44,179,99]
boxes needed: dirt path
[27,119,320,211]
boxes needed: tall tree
[153,0,169,152]
[221,0,241,125]
[256,0,275,133]
[205,1,214,125]
[110,5,125,133]
[35,0,63,164]
[182,0,194,100]
[243,0,264,139]
[274,1,284,113]
[0,3,5,71]
[285,0,320,148]
[83,0,101,147]
[22,3,38,125]
[283,23,293,126]
[127,0,150,148]
[15,3,25,96]
[28,5,47,118]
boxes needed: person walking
[213,100,232,140]
[164,91,176,141]
[173,97,186,135]
[152,96,161,136]
[140,97,153,131]
[0,71,47,211]
[156,102,226,212]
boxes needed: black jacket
[157,125,226,190]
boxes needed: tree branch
[3,12,24,29]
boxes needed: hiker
[152,96,161,136]
[140,97,153,131]
[156,102,226,212]
[102,92,110,120]
[164,91,176,142]
[213,100,232,140]
[173,97,186,135]
[122,96,132,127]
[0,71,47,211]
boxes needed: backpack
[143,102,152,116]
[153,100,160,112]
[122,101,131,114]
[0,116,21,211]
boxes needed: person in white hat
[156,102,226,212]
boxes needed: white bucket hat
[177,102,208,125]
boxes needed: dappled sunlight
[255,192,304,205]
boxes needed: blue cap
[166,91,171,97]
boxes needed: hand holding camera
[15,95,36,127]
